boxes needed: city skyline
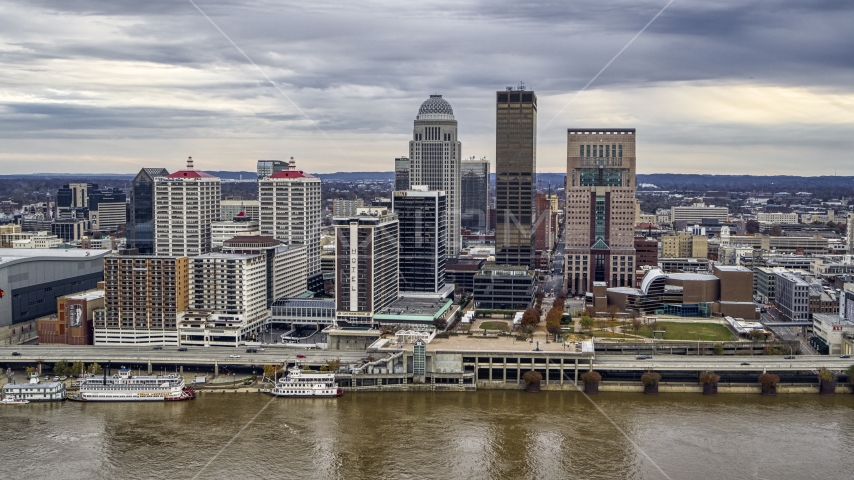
[1,1,852,175]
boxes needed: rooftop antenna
[187,156,194,170]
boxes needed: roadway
[593,354,853,372]
[761,310,816,355]
[0,345,369,367]
[540,225,566,296]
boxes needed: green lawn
[635,322,734,341]
[479,321,510,332]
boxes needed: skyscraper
[394,157,411,191]
[408,95,461,257]
[393,186,447,293]
[154,158,221,257]
[258,160,323,291]
[460,158,490,232]
[565,128,637,295]
[495,86,537,267]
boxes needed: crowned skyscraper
[408,95,461,257]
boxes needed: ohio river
[2,391,852,479]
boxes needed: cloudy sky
[1,0,852,175]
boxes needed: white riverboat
[2,372,66,402]
[269,366,342,398]
[69,367,195,402]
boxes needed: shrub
[699,371,720,384]
[581,370,602,385]
[758,373,780,387]
[641,371,661,386]
[713,343,724,355]
[818,368,835,382]
[847,364,854,385]
[522,370,542,385]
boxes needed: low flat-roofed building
[271,298,335,328]
[373,295,453,330]
[812,313,854,355]
[37,288,105,345]
[446,258,486,293]
[659,257,710,273]
[473,263,535,310]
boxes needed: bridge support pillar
[147,361,152,374]
[574,358,579,386]
[180,366,184,375]
[214,362,219,377]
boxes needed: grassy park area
[635,321,734,342]
[479,321,510,332]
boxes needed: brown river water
[2,391,852,479]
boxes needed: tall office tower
[257,159,290,180]
[495,86,537,267]
[257,160,323,291]
[154,158,221,257]
[393,186,447,293]
[395,157,411,191]
[97,251,189,345]
[128,168,169,254]
[408,95,461,257]
[222,236,307,306]
[565,128,637,295]
[333,207,399,325]
[56,182,96,219]
[88,187,127,232]
[461,158,490,232]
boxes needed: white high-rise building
[408,95,461,257]
[154,158,221,257]
[258,160,322,290]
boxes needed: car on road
[740,362,750,365]
[177,347,187,352]
[44,375,50,381]
[841,355,851,359]
[229,354,241,358]
[296,354,306,359]
[152,346,163,350]
[11,351,21,356]
[784,355,796,359]
[636,355,652,360]
[53,376,60,382]
[246,348,258,353]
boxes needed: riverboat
[269,366,342,397]
[1,396,30,405]
[1,372,66,402]
[69,367,195,402]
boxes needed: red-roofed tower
[155,157,221,256]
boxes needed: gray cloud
[0,0,852,174]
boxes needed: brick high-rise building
[154,158,220,257]
[533,193,552,269]
[565,129,637,295]
[495,86,537,267]
[97,252,189,345]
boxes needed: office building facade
[393,187,447,293]
[257,159,290,180]
[495,87,537,266]
[154,159,221,257]
[395,157,411,191]
[128,168,169,254]
[461,158,490,232]
[565,128,637,294]
[408,95,461,257]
